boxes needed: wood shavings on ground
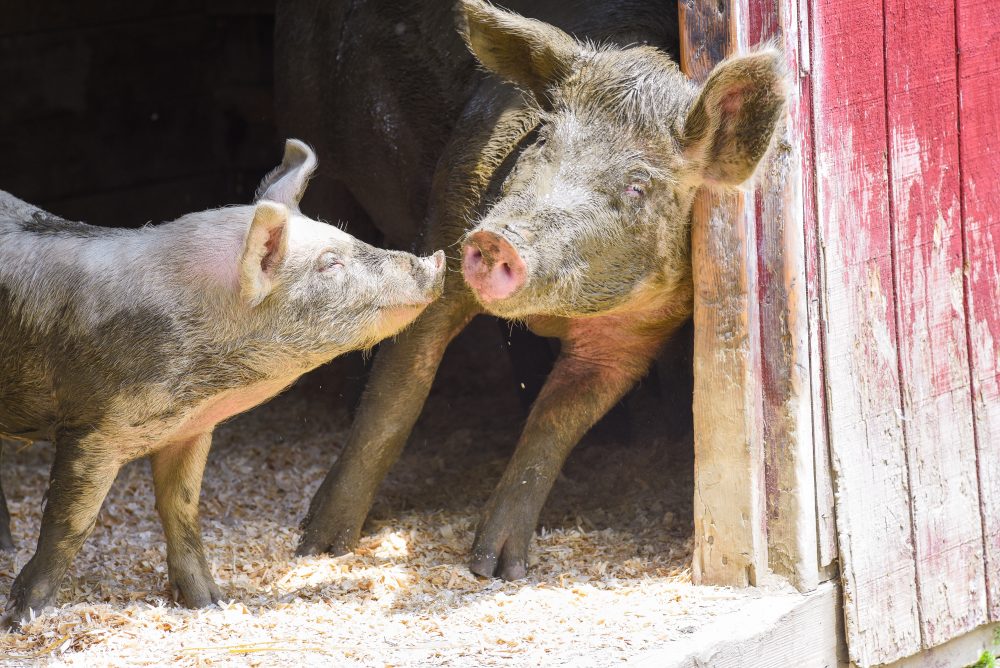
[0,322,763,666]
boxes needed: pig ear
[681,49,787,186]
[240,202,289,307]
[458,0,581,103]
[255,139,318,209]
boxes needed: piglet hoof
[169,565,223,609]
[469,521,531,581]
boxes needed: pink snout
[461,230,527,302]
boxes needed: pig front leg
[2,433,119,629]
[151,432,221,608]
[297,296,477,557]
[0,440,14,551]
[470,316,681,580]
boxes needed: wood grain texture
[750,0,820,593]
[795,0,839,577]
[682,0,768,588]
[810,0,922,663]
[0,11,278,227]
[690,190,768,588]
[882,622,1000,668]
[884,0,986,647]
[956,0,1000,623]
[632,582,846,668]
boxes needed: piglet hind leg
[2,432,119,630]
[297,296,476,557]
[151,432,221,608]
[469,317,680,580]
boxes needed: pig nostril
[501,262,512,277]
[472,248,483,261]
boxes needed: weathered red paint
[797,0,838,573]
[749,0,823,591]
[810,0,921,663]
[884,0,986,646]
[956,0,1000,624]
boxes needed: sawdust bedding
[0,321,754,666]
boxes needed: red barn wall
[800,0,1000,663]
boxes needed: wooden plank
[883,0,986,647]
[748,0,820,593]
[631,582,846,668]
[956,0,1000,623]
[810,0,922,663]
[882,622,1000,668]
[681,0,768,588]
[0,15,277,212]
[0,1,203,37]
[795,0,839,578]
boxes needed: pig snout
[461,230,526,302]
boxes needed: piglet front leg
[151,432,221,608]
[469,314,682,580]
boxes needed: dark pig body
[0,140,445,627]
[285,1,786,579]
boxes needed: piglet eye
[318,251,344,272]
[624,183,645,199]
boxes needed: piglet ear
[682,48,787,186]
[240,201,289,307]
[255,139,318,209]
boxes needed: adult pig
[287,0,786,579]
[0,139,444,628]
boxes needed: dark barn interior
[0,2,701,661]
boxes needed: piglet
[0,139,444,628]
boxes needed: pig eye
[318,252,344,273]
[624,183,646,199]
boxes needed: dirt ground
[0,318,754,667]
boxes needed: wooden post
[681,0,768,588]
[748,0,822,593]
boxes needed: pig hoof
[0,608,28,632]
[295,523,360,558]
[171,573,223,609]
[469,531,530,581]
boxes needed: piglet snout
[422,250,446,301]
[462,230,526,302]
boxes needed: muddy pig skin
[0,139,445,628]
[285,0,786,579]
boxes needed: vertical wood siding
[883,0,986,647]
[809,0,922,663]
[749,0,823,593]
[808,0,999,662]
[956,0,1000,624]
